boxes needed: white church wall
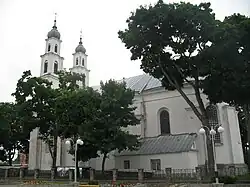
[88,151,116,171]
[142,86,207,137]
[225,106,245,164]
[115,151,198,170]
[138,86,244,166]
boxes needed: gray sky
[0,0,249,102]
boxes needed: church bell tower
[70,31,90,87]
[40,16,64,87]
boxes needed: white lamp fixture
[210,129,216,135]
[64,138,83,183]
[65,140,71,145]
[0,146,4,151]
[76,139,83,145]
[218,126,225,133]
[199,127,206,135]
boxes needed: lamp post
[65,139,83,183]
[199,125,224,184]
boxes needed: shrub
[211,176,238,184]
[88,180,99,185]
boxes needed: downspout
[139,77,152,138]
[140,93,147,138]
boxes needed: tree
[56,87,101,177]
[57,80,140,173]
[0,102,30,165]
[94,80,140,172]
[202,14,250,166]
[12,70,85,179]
[118,0,223,172]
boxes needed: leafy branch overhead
[118,0,230,172]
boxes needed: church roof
[115,133,197,156]
[92,74,162,93]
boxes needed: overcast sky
[0,0,249,102]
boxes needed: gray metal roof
[115,133,197,156]
[91,74,162,93]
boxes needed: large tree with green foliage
[56,87,101,177]
[0,102,30,165]
[202,14,250,166]
[118,0,225,172]
[57,80,140,173]
[12,70,85,179]
[94,80,140,172]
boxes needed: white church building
[28,19,246,172]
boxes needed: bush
[211,176,238,184]
[88,180,99,185]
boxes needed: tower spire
[79,29,83,44]
[53,13,57,29]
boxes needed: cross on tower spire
[53,12,57,28]
[79,29,83,44]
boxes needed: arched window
[82,58,84,66]
[44,61,48,73]
[206,104,221,143]
[54,61,58,74]
[48,44,51,52]
[160,110,170,134]
[76,58,79,65]
[55,45,58,53]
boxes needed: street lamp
[0,145,4,151]
[65,139,83,183]
[199,125,224,184]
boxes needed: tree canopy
[12,70,85,178]
[118,0,225,172]
[0,102,30,165]
[202,14,250,167]
[57,80,140,172]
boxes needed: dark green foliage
[0,102,30,165]
[12,70,85,178]
[59,80,140,172]
[94,80,140,172]
[211,176,238,184]
[88,180,99,185]
[201,14,250,166]
[118,0,220,122]
[118,0,220,172]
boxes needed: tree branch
[172,62,196,88]
[157,59,202,121]
[194,75,207,120]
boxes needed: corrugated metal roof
[115,133,197,156]
[91,74,162,93]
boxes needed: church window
[82,58,84,66]
[150,159,161,171]
[55,44,58,53]
[76,58,79,65]
[54,61,58,74]
[160,110,170,134]
[206,104,221,143]
[48,44,51,52]
[44,61,48,73]
[124,160,130,169]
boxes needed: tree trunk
[201,118,215,176]
[8,152,12,166]
[75,146,80,179]
[101,152,107,174]
[51,135,58,180]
